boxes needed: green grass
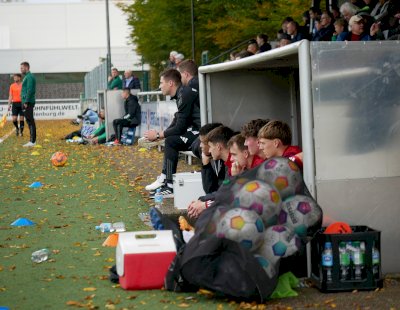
[0,122,236,310]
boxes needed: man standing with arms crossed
[20,61,37,147]
[8,73,24,136]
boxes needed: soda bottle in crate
[321,242,333,283]
[339,242,350,280]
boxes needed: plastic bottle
[322,242,333,283]
[112,222,126,233]
[31,249,50,263]
[154,188,163,209]
[95,223,113,232]
[352,241,364,280]
[372,243,380,278]
[339,242,350,280]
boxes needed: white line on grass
[0,129,16,143]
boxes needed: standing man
[107,68,123,90]
[144,69,201,198]
[8,73,24,136]
[112,88,141,145]
[177,59,198,90]
[122,70,141,92]
[20,62,36,147]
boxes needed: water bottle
[112,222,126,233]
[339,242,350,280]
[154,188,163,209]
[352,241,364,280]
[31,249,50,263]
[372,243,380,278]
[322,242,333,283]
[95,223,113,232]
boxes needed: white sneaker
[23,142,36,147]
[0,138,3,143]
[145,174,166,191]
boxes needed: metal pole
[191,0,195,60]
[105,0,112,78]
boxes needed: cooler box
[173,172,205,209]
[116,230,176,290]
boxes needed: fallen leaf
[83,287,97,292]
[177,303,191,308]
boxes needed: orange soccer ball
[51,152,68,167]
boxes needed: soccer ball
[206,205,230,235]
[254,254,277,279]
[256,157,303,200]
[257,225,301,266]
[278,195,322,239]
[51,152,67,167]
[216,207,264,252]
[233,180,281,227]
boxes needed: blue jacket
[123,77,141,90]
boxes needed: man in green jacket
[107,68,123,90]
[86,109,106,144]
[20,61,37,147]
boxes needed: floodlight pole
[191,0,195,60]
[106,0,112,78]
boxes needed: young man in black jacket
[112,88,141,145]
[144,69,201,198]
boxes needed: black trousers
[162,131,198,184]
[24,104,36,143]
[112,118,132,141]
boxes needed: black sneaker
[158,185,174,199]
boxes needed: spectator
[309,6,322,35]
[247,39,259,54]
[332,18,348,40]
[228,134,264,176]
[8,73,24,136]
[229,51,238,61]
[312,11,335,41]
[86,109,107,145]
[256,34,272,53]
[241,118,270,159]
[278,33,292,47]
[175,53,185,66]
[107,68,122,90]
[123,70,141,92]
[300,10,311,35]
[337,14,380,40]
[257,120,302,159]
[330,5,341,20]
[359,0,379,14]
[340,2,359,22]
[112,88,141,145]
[177,59,198,90]
[287,21,307,43]
[144,69,201,198]
[235,50,254,59]
[167,51,178,69]
[187,125,235,219]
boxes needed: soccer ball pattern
[257,225,301,266]
[256,157,303,200]
[233,180,281,227]
[254,254,277,279]
[51,152,68,167]
[216,207,265,252]
[278,195,322,239]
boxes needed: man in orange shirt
[8,74,24,136]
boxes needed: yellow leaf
[83,287,97,291]
[178,303,190,308]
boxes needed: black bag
[165,207,278,303]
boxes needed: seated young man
[187,125,235,219]
[190,122,224,194]
[144,69,201,198]
[228,134,265,176]
[257,120,302,167]
[112,88,141,145]
[86,109,106,145]
[241,119,270,159]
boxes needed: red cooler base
[119,251,176,290]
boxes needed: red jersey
[283,145,303,169]
[224,153,233,176]
[250,154,265,169]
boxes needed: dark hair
[241,119,270,138]
[309,6,322,15]
[178,59,198,77]
[227,134,247,151]
[199,123,223,136]
[160,69,182,85]
[122,87,131,92]
[283,16,294,23]
[20,61,30,69]
[257,34,269,42]
[280,33,292,41]
[13,73,22,78]
[207,126,235,148]
[258,120,292,146]
[236,50,254,59]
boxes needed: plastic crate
[311,226,383,292]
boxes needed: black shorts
[11,103,24,117]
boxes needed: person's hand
[144,129,158,141]
[394,13,400,19]
[8,105,11,111]
[231,161,244,176]
[201,152,211,165]
[187,200,206,219]
[23,104,27,109]
[108,75,112,82]
[88,134,94,139]
[370,22,380,36]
